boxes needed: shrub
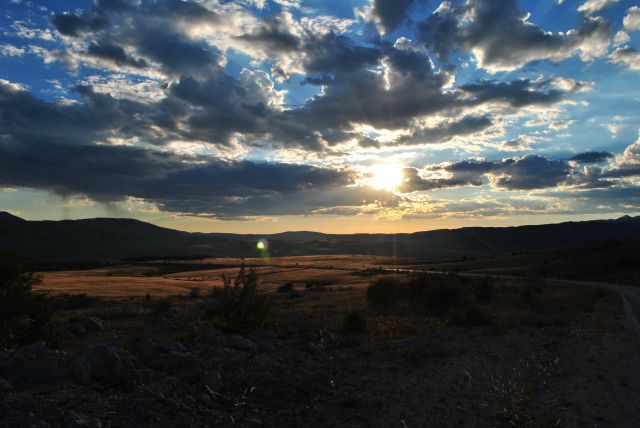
[474,277,494,301]
[366,277,402,313]
[342,310,367,334]
[448,305,491,326]
[0,253,52,349]
[278,282,294,293]
[189,287,202,299]
[153,298,173,315]
[420,275,460,313]
[521,277,543,299]
[210,264,270,333]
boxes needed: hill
[1,212,640,263]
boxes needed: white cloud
[613,30,630,46]
[0,44,25,57]
[624,6,640,31]
[577,0,619,15]
[609,46,640,70]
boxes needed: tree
[0,253,52,348]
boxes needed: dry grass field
[36,255,395,298]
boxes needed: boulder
[72,345,122,385]
[62,411,102,428]
[6,355,70,384]
[134,338,158,356]
[79,317,104,333]
[18,341,47,354]
[0,378,12,391]
[228,335,258,352]
[160,340,187,353]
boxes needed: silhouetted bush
[521,277,543,299]
[0,253,52,349]
[448,304,491,326]
[209,264,270,333]
[153,298,173,315]
[419,275,461,313]
[366,277,402,313]
[473,277,494,301]
[278,282,294,292]
[343,310,367,334]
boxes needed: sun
[370,163,404,191]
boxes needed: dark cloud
[371,0,416,34]
[399,167,484,192]
[570,151,613,163]
[0,80,401,218]
[86,42,147,68]
[51,13,107,37]
[43,1,586,152]
[396,115,493,146]
[459,78,564,108]
[236,18,301,52]
[495,155,571,190]
[416,0,611,70]
[303,33,382,74]
[51,0,221,77]
[416,2,461,60]
[400,155,573,193]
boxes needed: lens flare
[257,239,268,250]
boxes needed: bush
[473,277,494,301]
[0,253,52,349]
[210,264,270,333]
[342,310,367,334]
[420,276,460,313]
[278,282,294,293]
[521,277,543,299]
[189,287,202,299]
[366,277,402,313]
[448,305,491,326]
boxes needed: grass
[26,256,621,353]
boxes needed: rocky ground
[2,289,640,428]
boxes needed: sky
[0,0,640,233]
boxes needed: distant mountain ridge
[1,212,640,263]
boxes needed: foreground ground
[1,257,639,427]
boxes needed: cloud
[400,155,573,193]
[570,151,613,163]
[613,30,630,46]
[369,0,416,34]
[417,0,611,71]
[86,42,148,68]
[623,6,640,31]
[577,0,619,16]
[609,46,640,70]
[0,44,26,57]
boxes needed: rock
[18,341,47,354]
[229,335,258,352]
[160,340,187,353]
[70,323,88,337]
[0,378,12,391]
[72,345,122,385]
[134,338,158,356]
[254,339,276,352]
[201,330,226,347]
[80,317,104,333]
[203,328,222,339]
[62,411,102,428]
[262,330,277,341]
[304,342,324,355]
[6,355,70,383]
[541,325,570,337]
